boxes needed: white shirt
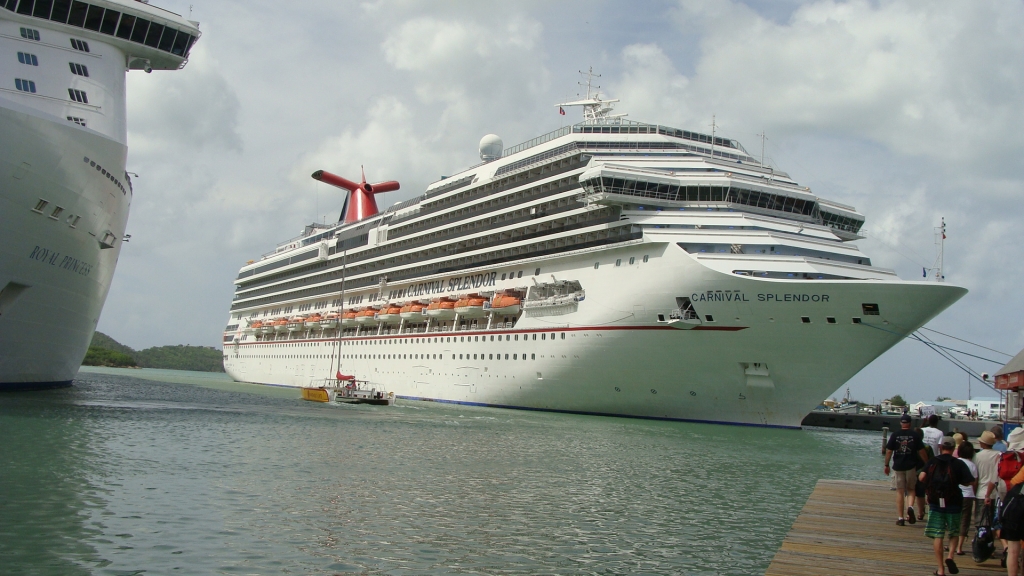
[923,427,944,457]
[976,448,1002,499]
[959,458,979,498]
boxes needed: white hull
[224,244,965,428]
[0,100,127,388]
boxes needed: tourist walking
[919,440,976,576]
[885,414,929,525]
[953,441,978,556]
[923,414,944,458]
[978,431,1007,562]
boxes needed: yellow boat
[300,387,332,402]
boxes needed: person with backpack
[886,414,930,525]
[920,439,976,576]
[1000,480,1024,576]
[953,441,978,557]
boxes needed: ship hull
[223,243,966,428]
[0,99,128,389]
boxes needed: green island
[84,332,225,372]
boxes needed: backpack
[1000,483,1024,534]
[974,502,996,562]
[998,451,1024,488]
[925,458,962,506]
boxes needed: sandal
[945,557,959,574]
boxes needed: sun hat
[979,430,997,446]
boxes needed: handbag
[973,502,996,563]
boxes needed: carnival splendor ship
[0,0,199,389]
[223,85,966,428]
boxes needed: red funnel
[312,166,400,223]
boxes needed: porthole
[614,387,621,392]
[650,389,657,394]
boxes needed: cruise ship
[222,86,966,428]
[0,0,199,389]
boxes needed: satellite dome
[479,134,503,162]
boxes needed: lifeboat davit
[287,316,306,331]
[340,310,357,327]
[490,294,522,316]
[273,318,290,332]
[377,305,403,324]
[455,295,487,317]
[400,302,426,321]
[355,308,378,324]
[426,297,456,320]
[320,312,340,329]
[305,314,322,328]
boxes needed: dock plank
[766,479,1005,575]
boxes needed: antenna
[923,217,947,282]
[709,115,717,160]
[756,130,767,167]
[579,66,601,99]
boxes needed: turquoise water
[0,367,885,575]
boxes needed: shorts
[925,509,962,539]
[893,468,917,493]
[959,498,975,536]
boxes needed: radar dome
[479,134,503,162]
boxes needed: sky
[103,0,1024,405]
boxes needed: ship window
[535,268,540,276]
[532,334,537,340]
[501,273,506,280]
[115,13,135,38]
[801,316,811,323]
[69,62,89,76]
[852,317,862,324]
[826,317,836,324]
[50,0,71,22]
[144,22,164,48]
[629,256,635,265]
[35,2,54,21]
[489,354,493,360]
[15,79,36,93]
[531,354,535,360]
[83,4,102,31]
[594,262,599,269]
[130,18,150,43]
[514,335,518,341]
[643,255,649,262]
[862,303,880,315]
[517,271,522,278]
[561,333,565,340]
[18,52,39,66]
[541,334,546,340]
[616,259,621,267]
[100,8,119,35]
[705,315,714,322]
[550,333,555,340]
[66,1,87,26]
[68,88,88,103]
[19,27,41,40]
[67,116,85,126]
[32,199,48,212]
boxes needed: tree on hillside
[887,394,907,407]
[936,396,952,402]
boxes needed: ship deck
[767,479,1005,575]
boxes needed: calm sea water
[0,367,885,575]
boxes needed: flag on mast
[559,106,565,116]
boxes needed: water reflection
[0,369,884,575]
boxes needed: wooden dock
[767,479,1005,575]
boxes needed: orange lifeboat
[304,313,323,328]
[400,302,426,321]
[426,297,456,320]
[378,305,403,324]
[320,312,340,329]
[489,293,522,316]
[340,309,356,327]
[355,308,378,324]
[245,321,261,334]
[287,316,306,331]
[272,318,290,332]
[454,294,487,317]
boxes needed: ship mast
[555,67,626,122]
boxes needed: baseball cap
[900,414,912,423]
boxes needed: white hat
[1008,427,1024,451]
